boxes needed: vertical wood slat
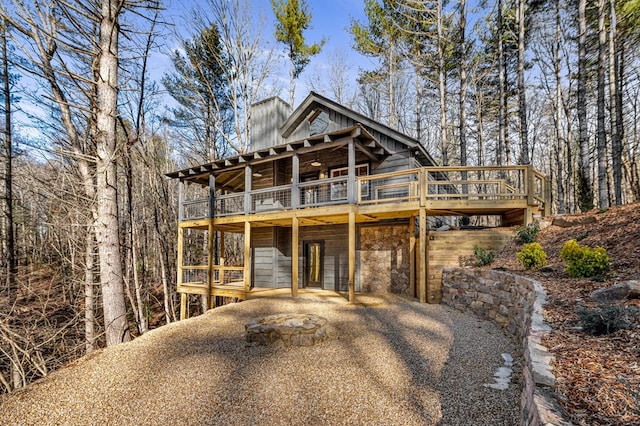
[244,221,251,292]
[419,208,427,303]
[348,209,356,302]
[292,216,299,297]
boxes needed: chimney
[249,97,290,152]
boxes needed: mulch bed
[485,203,640,425]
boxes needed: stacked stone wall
[442,268,571,426]
[359,225,410,295]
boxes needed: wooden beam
[348,209,356,303]
[180,293,187,321]
[178,180,185,221]
[244,165,251,214]
[347,138,356,204]
[243,221,251,292]
[220,231,226,284]
[418,208,427,303]
[409,216,416,298]
[292,216,299,298]
[292,153,299,209]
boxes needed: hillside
[488,203,640,425]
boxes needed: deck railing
[180,165,549,221]
[178,263,245,292]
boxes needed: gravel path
[0,295,521,425]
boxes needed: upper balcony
[178,165,550,225]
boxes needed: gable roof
[281,91,436,166]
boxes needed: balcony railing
[179,165,549,221]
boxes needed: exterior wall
[250,97,289,151]
[359,224,411,296]
[252,228,276,288]
[298,225,350,291]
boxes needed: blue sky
[156,0,372,107]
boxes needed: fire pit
[245,313,328,347]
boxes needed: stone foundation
[245,313,328,347]
[442,268,571,426]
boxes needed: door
[304,241,323,288]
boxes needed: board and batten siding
[251,228,276,288]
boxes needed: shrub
[577,305,638,335]
[517,242,547,270]
[560,239,610,278]
[473,244,495,266]
[516,222,541,244]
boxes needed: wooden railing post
[420,168,427,207]
[244,165,252,215]
[526,165,535,206]
[207,223,214,309]
[347,138,356,204]
[208,174,215,218]
[292,154,299,209]
[178,180,184,221]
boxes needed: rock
[551,216,597,228]
[590,280,640,303]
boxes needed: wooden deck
[176,165,550,319]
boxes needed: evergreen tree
[272,0,325,109]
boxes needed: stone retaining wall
[442,268,571,426]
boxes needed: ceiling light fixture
[311,159,321,167]
[252,171,263,178]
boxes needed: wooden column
[208,174,216,218]
[243,221,251,293]
[244,165,252,214]
[177,226,186,319]
[347,138,356,203]
[207,223,214,309]
[219,231,225,285]
[292,153,300,209]
[348,209,356,303]
[409,216,416,298]
[291,216,299,297]
[418,208,427,303]
[178,180,185,221]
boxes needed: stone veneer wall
[442,268,571,426]
[359,225,410,295]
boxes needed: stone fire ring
[245,313,328,347]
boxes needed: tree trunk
[596,0,609,209]
[608,0,622,205]
[95,0,130,346]
[437,0,448,165]
[84,227,95,354]
[1,17,16,300]
[577,0,593,211]
[517,0,529,164]
[553,0,564,214]
[497,0,506,167]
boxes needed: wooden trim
[207,223,214,309]
[180,293,187,321]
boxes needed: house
[167,92,550,319]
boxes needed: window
[329,164,369,200]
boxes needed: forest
[0,0,639,393]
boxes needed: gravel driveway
[0,295,520,425]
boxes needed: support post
[292,216,299,297]
[526,165,535,206]
[219,231,225,284]
[292,153,300,209]
[207,223,214,309]
[178,180,185,221]
[348,209,356,303]
[420,168,427,207]
[177,226,185,319]
[409,216,416,298]
[208,174,215,218]
[347,138,356,204]
[243,221,251,293]
[244,165,252,214]
[418,208,427,303]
